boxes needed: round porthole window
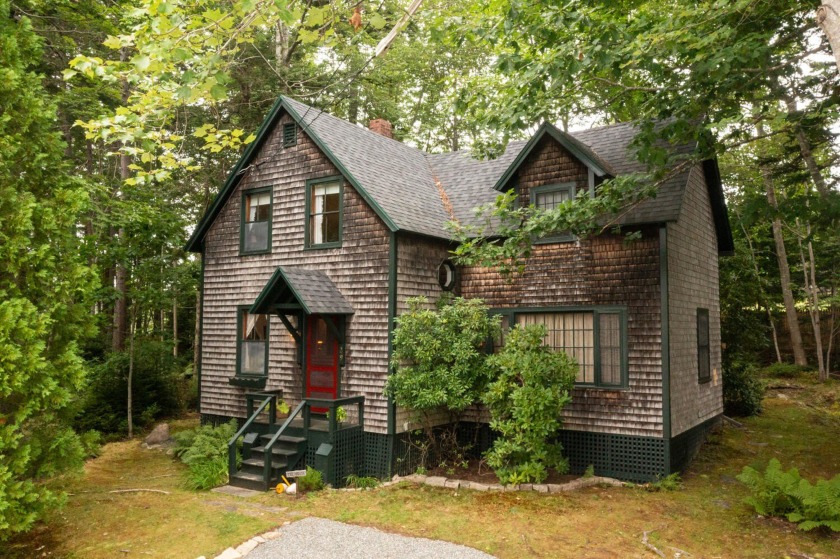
[438,259,457,291]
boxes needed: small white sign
[285,469,307,478]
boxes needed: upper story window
[530,183,576,243]
[237,310,268,377]
[241,188,272,254]
[697,308,711,383]
[494,307,627,388]
[283,122,297,147]
[306,177,342,248]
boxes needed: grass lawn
[7,376,839,558]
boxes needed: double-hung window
[306,177,342,248]
[495,308,627,388]
[697,308,710,383]
[237,309,268,377]
[530,183,576,243]
[241,189,271,254]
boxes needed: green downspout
[386,231,398,471]
[659,226,672,473]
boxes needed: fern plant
[173,420,239,490]
[737,459,840,531]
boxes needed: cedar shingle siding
[201,113,392,433]
[667,166,723,436]
[192,95,732,480]
[459,138,664,437]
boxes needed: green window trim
[234,306,270,382]
[530,183,577,244]
[240,187,273,255]
[492,306,629,389]
[283,122,297,147]
[697,308,711,383]
[305,175,344,249]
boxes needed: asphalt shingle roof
[187,95,720,252]
[251,266,354,315]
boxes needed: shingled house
[185,96,733,489]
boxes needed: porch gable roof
[250,266,354,316]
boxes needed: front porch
[228,392,365,491]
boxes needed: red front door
[306,315,339,405]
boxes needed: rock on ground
[144,423,170,445]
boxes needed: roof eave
[185,96,400,253]
[701,158,734,256]
[492,123,611,192]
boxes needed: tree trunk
[817,1,840,73]
[740,219,782,362]
[785,97,831,199]
[128,304,136,438]
[173,296,178,358]
[112,260,127,351]
[756,123,807,366]
[795,219,826,379]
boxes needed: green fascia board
[251,267,312,315]
[493,122,613,192]
[701,158,734,256]
[283,100,399,233]
[185,96,398,253]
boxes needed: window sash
[697,308,710,382]
[242,190,271,253]
[238,310,268,376]
[501,308,626,388]
[308,180,341,246]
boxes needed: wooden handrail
[262,400,307,483]
[228,395,273,479]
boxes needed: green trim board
[493,122,615,193]
[530,182,577,244]
[239,186,273,255]
[304,175,343,249]
[197,251,206,414]
[386,231,398,437]
[492,305,629,389]
[185,96,398,253]
[659,226,672,471]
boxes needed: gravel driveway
[244,517,496,559]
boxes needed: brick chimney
[369,118,393,139]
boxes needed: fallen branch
[722,415,744,429]
[641,531,665,558]
[108,489,170,495]
[669,545,693,557]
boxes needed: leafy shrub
[483,324,577,484]
[75,340,190,436]
[173,420,238,490]
[723,357,764,417]
[737,459,840,531]
[297,466,325,492]
[345,474,380,489]
[386,296,499,463]
[762,362,813,379]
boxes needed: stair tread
[243,458,288,469]
[231,471,264,482]
[259,434,306,443]
[252,446,298,456]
